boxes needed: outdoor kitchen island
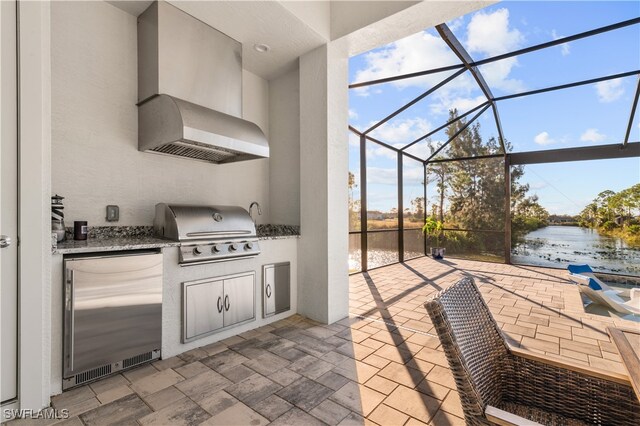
[50,224,299,396]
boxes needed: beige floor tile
[51,386,95,409]
[439,390,463,418]
[175,369,231,402]
[362,353,391,369]
[174,361,211,379]
[122,364,159,382]
[268,368,302,387]
[129,368,184,397]
[271,407,327,426]
[368,403,409,426]
[425,366,456,390]
[152,356,186,371]
[201,401,269,426]
[79,394,151,426]
[142,384,187,411]
[334,359,380,384]
[252,395,294,421]
[310,400,352,425]
[430,409,465,426]
[329,381,386,417]
[195,390,239,416]
[95,385,133,405]
[138,397,210,425]
[383,385,441,423]
[88,374,129,395]
[364,375,399,395]
[378,362,427,388]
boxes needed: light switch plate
[106,205,119,222]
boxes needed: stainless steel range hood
[137,1,269,164]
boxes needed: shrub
[627,224,640,235]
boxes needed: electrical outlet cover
[106,205,119,222]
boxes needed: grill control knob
[212,244,223,253]
[229,244,238,252]
[193,246,203,255]
[245,242,253,250]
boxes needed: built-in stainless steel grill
[154,203,260,265]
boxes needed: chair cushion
[497,402,588,426]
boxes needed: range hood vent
[137,1,268,164]
[139,95,269,163]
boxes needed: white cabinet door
[183,279,224,342]
[223,273,255,327]
[0,0,18,404]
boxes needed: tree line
[578,184,640,243]
[349,109,550,258]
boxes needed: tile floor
[11,257,638,425]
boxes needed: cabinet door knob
[224,295,230,311]
[266,284,272,298]
[217,296,223,313]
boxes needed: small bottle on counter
[74,221,88,240]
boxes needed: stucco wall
[268,66,301,226]
[51,1,270,227]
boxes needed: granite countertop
[257,224,300,239]
[53,225,300,255]
[53,236,180,254]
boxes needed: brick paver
[26,257,638,426]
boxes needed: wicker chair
[424,276,640,426]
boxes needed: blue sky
[348,1,640,216]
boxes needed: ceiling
[104,1,485,81]
[106,0,330,80]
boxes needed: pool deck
[350,257,639,375]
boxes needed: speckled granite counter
[53,236,179,254]
[53,224,299,254]
[257,224,300,239]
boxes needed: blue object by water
[588,278,602,291]
[567,264,594,274]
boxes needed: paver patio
[19,257,638,425]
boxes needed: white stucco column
[298,39,349,324]
[18,0,52,410]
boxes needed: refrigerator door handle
[68,269,75,371]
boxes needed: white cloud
[529,181,547,190]
[447,17,464,32]
[466,8,524,56]
[369,117,432,145]
[348,131,360,147]
[595,79,624,103]
[350,8,526,110]
[429,94,487,116]
[348,109,358,120]
[403,164,424,186]
[560,44,570,56]
[551,30,570,56]
[367,167,397,185]
[534,131,555,146]
[466,9,526,93]
[580,128,606,143]
[405,138,443,160]
[351,31,470,95]
[366,145,399,160]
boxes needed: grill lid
[154,203,256,242]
